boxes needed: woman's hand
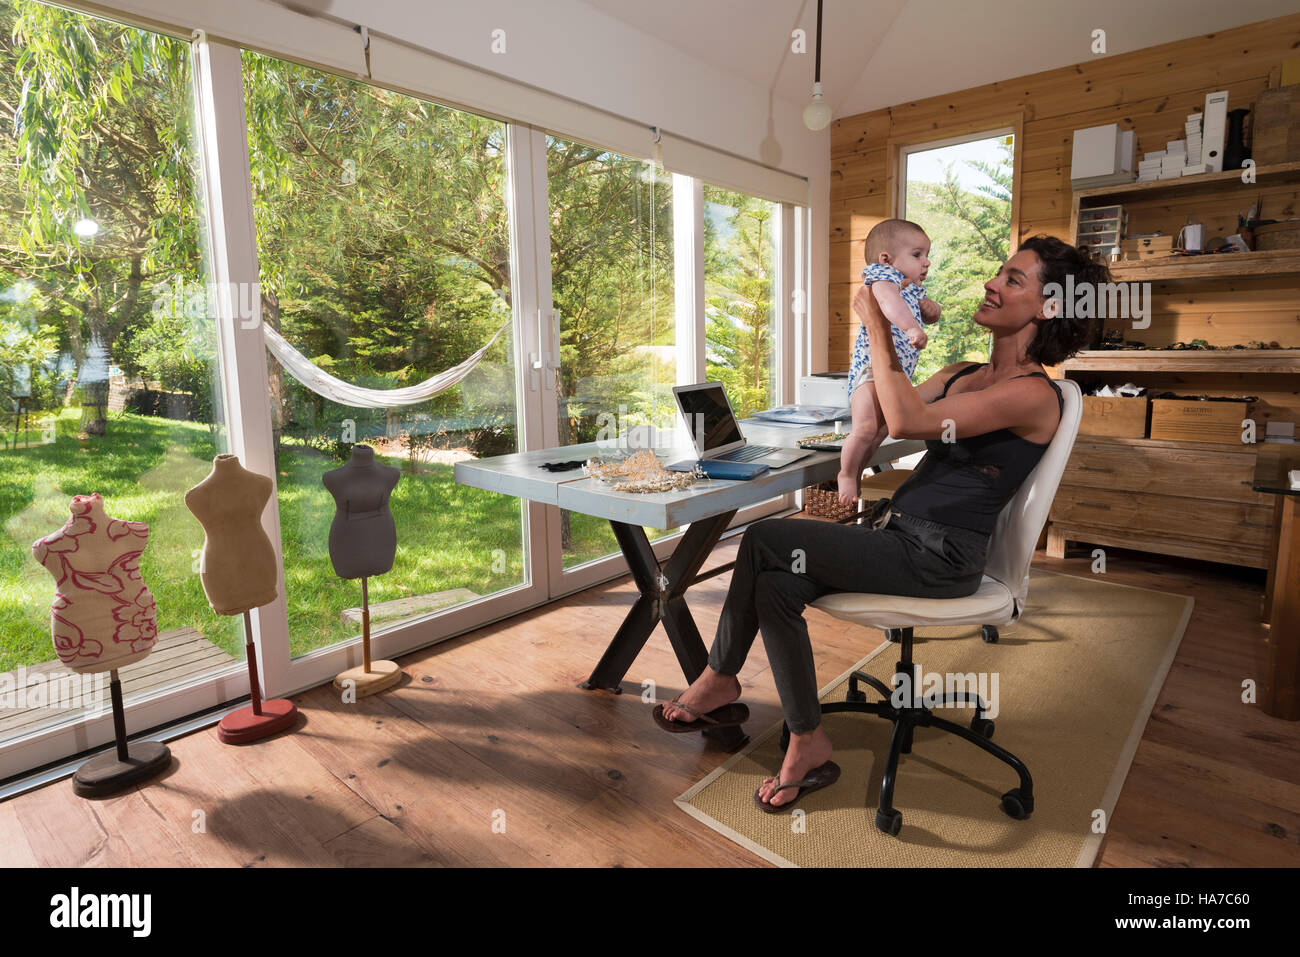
[919,297,941,324]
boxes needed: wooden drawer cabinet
[1061,440,1261,503]
[1048,437,1276,568]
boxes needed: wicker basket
[803,482,863,522]
[1253,220,1300,251]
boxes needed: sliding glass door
[0,0,244,778]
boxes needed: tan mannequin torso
[184,454,278,616]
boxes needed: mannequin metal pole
[109,668,128,762]
[361,576,371,673]
[243,610,263,715]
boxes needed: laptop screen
[677,385,743,453]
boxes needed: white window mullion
[672,174,705,386]
[191,38,292,697]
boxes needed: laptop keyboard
[719,445,781,462]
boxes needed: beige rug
[676,569,1194,867]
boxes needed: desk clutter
[583,449,708,492]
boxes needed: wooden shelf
[1105,249,1300,281]
[1061,349,1300,374]
[1074,160,1300,203]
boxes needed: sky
[905,134,1011,192]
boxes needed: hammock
[261,321,510,409]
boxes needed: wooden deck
[0,628,239,740]
[0,531,1297,867]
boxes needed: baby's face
[887,234,931,285]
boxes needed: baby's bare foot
[836,472,860,506]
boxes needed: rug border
[673,567,1196,869]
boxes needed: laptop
[665,382,816,472]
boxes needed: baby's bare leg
[837,381,886,505]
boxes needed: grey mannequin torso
[322,445,400,580]
[184,455,279,616]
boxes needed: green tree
[904,139,1013,381]
[705,188,776,419]
[0,0,203,434]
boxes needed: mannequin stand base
[73,741,171,798]
[218,698,298,744]
[334,660,403,697]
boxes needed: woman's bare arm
[855,285,1055,441]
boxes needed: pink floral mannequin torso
[31,494,157,673]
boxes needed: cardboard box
[1080,396,1148,438]
[1254,86,1300,165]
[1149,399,1254,444]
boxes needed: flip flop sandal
[753,760,842,813]
[652,695,750,733]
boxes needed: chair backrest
[982,377,1082,622]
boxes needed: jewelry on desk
[583,449,709,493]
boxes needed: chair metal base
[780,626,1034,836]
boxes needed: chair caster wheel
[981,625,999,644]
[1001,788,1033,820]
[846,688,867,704]
[971,717,995,739]
[779,724,790,752]
[875,807,903,836]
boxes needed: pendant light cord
[814,0,823,84]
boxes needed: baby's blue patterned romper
[849,263,927,396]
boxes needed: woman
[654,235,1111,810]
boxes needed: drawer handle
[1077,465,1115,473]
[1078,501,1112,510]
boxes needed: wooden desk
[1254,445,1300,720]
[455,424,925,749]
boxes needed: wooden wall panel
[827,12,1300,375]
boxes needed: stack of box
[1070,123,1137,189]
[1161,140,1186,178]
[1182,113,1210,175]
[1137,150,1164,182]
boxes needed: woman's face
[974,249,1048,332]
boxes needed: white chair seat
[811,575,1016,630]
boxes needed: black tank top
[889,363,1064,536]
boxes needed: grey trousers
[707,507,990,734]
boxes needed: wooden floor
[0,628,237,739]
[1,526,1297,867]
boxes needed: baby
[837,218,941,506]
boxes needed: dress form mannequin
[185,454,297,743]
[323,444,403,696]
[32,494,170,796]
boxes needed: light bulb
[803,83,832,131]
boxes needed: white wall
[81,0,832,375]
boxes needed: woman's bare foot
[660,668,742,724]
[836,471,860,507]
[756,725,834,809]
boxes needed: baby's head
[865,219,930,286]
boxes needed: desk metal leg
[580,510,747,750]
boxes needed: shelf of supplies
[1104,249,1300,281]
[1073,161,1300,203]
[1060,349,1300,374]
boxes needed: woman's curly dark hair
[1017,234,1112,366]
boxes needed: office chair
[796,377,1082,836]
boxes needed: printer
[798,372,850,408]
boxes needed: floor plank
[1,529,1297,867]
